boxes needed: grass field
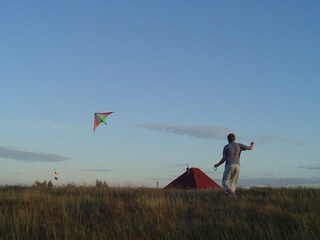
[0,184,319,239]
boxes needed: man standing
[214,133,255,196]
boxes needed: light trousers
[222,164,240,193]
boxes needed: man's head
[227,133,236,143]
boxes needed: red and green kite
[94,112,114,132]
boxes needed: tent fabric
[164,167,222,190]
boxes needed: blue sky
[1,1,320,187]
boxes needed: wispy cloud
[298,164,320,170]
[0,146,70,163]
[166,163,190,168]
[136,123,304,146]
[256,134,305,145]
[135,123,230,140]
[17,120,71,130]
[81,169,111,172]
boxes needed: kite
[94,112,114,132]
[53,169,58,181]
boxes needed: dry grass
[0,185,319,239]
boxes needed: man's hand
[247,142,255,150]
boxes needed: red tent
[164,167,222,190]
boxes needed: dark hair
[227,133,235,143]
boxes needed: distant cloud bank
[238,177,320,187]
[0,146,70,163]
[135,123,230,140]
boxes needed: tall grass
[0,185,319,239]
